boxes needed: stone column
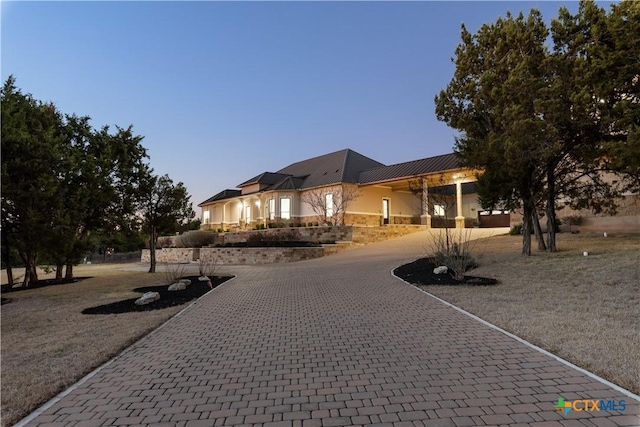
[420,178,431,228]
[455,181,465,229]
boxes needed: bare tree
[302,185,361,226]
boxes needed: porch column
[222,202,227,227]
[455,181,465,229]
[257,196,265,227]
[420,178,431,228]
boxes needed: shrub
[156,236,175,248]
[427,228,478,281]
[174,230,216,248]
[563,214,583,232]
[509,224,523,235]
[164,263,186,285]
[198,256,217,278]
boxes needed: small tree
[139,173,195,273]
[302,185,361,226]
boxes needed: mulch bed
[394,257,497,286]
[82,275,232,315]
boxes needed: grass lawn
[418,232,640,396]
[0,264,218,427]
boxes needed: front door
[382,199,390,225]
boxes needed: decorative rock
[135,291,160,305]
[433,266,449,275]
[168,282,186,291]
[198,276,210,282]
[179,278,191,285]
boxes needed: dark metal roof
[237,172,292,188]
[200,151,466,206]
[359,153,460,184]
[198,189,242,206]
[277,149,385,189]
[268,176,306,191]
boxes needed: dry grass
[0,266,193,427]
[419,232,640,395]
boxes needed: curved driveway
[21,230,639,427]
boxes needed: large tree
[435,1,638,255]
[46,118,149,281]
[139,173,195,273]
[1,76,66,286]
[2,76,150,286]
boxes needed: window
[434,204,445,217]
[203,210,210,224]
[280,198,291,220]
[325,193,333,218]
[245,206,251,223]
[268,198,276,220]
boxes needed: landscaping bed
[394,257,497,286]
[82,275,230,314]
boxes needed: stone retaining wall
[140,248,200,263]
[143,225,425,264]
[200,246,328,265]
[221,226,352,245]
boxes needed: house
[198,149,499,230]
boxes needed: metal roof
[277,149,384,189]
[200,150,465,206]
[237,172,293,188]
[198,189,242,206]
[359,153,460,184]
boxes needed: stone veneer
[199,246,331,265]
[140,248,200,264]
[143,225,426,265]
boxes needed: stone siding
[220,226,352,245]
[200,246,328,265]
[141,248,200,263]
[142,225,426,264]
[351,225,426,244]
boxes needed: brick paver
[17,230,639,426]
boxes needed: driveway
[19,230,639,426]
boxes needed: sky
[2,1,586,214]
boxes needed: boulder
[179,278,191,285]
[135,291,160,305]
[198,276,210,282]
[168,282,187,291]
[433,266,449,275]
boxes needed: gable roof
[198,189,242,206]
[359,153,460,184]
[199,150,465,206]
[237,172,293,188]
[277,149,384,189]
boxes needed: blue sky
[2,1,584,212]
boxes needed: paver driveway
[20,230,639,427]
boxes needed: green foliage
[435,1,638,255]
[139,173,195,273]
[509,224,523,235]
[564,215,584,226]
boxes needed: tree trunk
[5,262,14,288]
[55,263,64,284]
[522,205,532,256]
[21,253,39,287]
[531,211,546,251]
[546,166,557,252]
[65,263,74,280]
[149,225,157,273]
